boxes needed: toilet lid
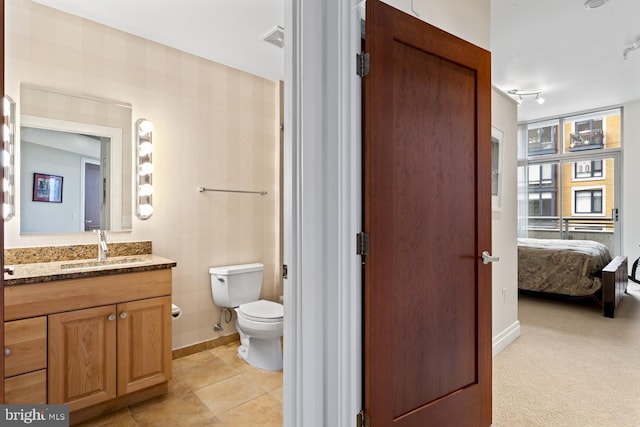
[239,300,283,322]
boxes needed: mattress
[517,238,613,297]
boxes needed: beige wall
[381,0,490,50]
[491,88,519,355]
[5,0,281,350]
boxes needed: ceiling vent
[264,26,284,49]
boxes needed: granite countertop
[4,254,177,286]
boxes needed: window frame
[572,185,605,216]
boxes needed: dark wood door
[363,1,492,426]
[84,162,101,231]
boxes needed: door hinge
[282,264,288,280]
[357,232,370,256]
[357,410,370,427]
[357,53,370,77]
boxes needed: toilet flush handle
[217,276,225,283]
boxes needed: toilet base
[237,337,282,371]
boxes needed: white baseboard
[492,320,521,356]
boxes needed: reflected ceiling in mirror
[20,84,133,234]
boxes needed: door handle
[482,251,500,265]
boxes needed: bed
[517,237,628,317]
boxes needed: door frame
[1,0,5,402]
[283,0,363,426]
[285,1,492,426]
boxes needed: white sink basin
[60,256,149,271]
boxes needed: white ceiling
[32,0,640,122]
[31,0,285,82]
[492,0,640,122]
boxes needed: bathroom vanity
[3,249,176,425]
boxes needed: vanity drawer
[4,316,47,377]
[5,369,47,404]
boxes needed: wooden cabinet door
[49,305,117,412]
[4,317,47,377]
[5,370,47,404]
[117,296,171,395]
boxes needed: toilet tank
[209,263,264,308]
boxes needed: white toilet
[209,263,283,371]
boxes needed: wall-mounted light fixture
[507,89,545,106]
[136,118,154,220]
[2,95,16,221]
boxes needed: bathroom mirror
[20,84,133,234]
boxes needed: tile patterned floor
[78,343,283,427]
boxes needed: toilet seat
[238,300,283,323]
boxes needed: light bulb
[3,124,10,143]
[139,184,153,197]
[137,203,154,218]
[138,120,154,135]
[2,97,9,117]
[535,94,545,105]
[139,162,154,176]
[139,141,153,156]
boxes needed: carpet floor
[493,282,640,427]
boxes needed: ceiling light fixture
[507,89,545,106]
[584,0,610,9]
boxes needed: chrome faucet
[96,230,109,261]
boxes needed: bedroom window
[528,124,558,155]
[565,109,621,153]
[569,118,604,151]
[574,189,603,214]
[529,192,556,216]
[528,164,558,217]
[574,160,603,179]
[518,107,621,254]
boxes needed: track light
[507,89,545,106]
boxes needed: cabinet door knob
[108,314,116,321]
[4,347,10,356]
[120,311,127,319]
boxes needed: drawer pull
[120,312,128,319]
[4,347,10,356]
[108,314,116,321]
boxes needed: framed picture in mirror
[33,173,63,203]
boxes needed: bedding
[517,237,613,297]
